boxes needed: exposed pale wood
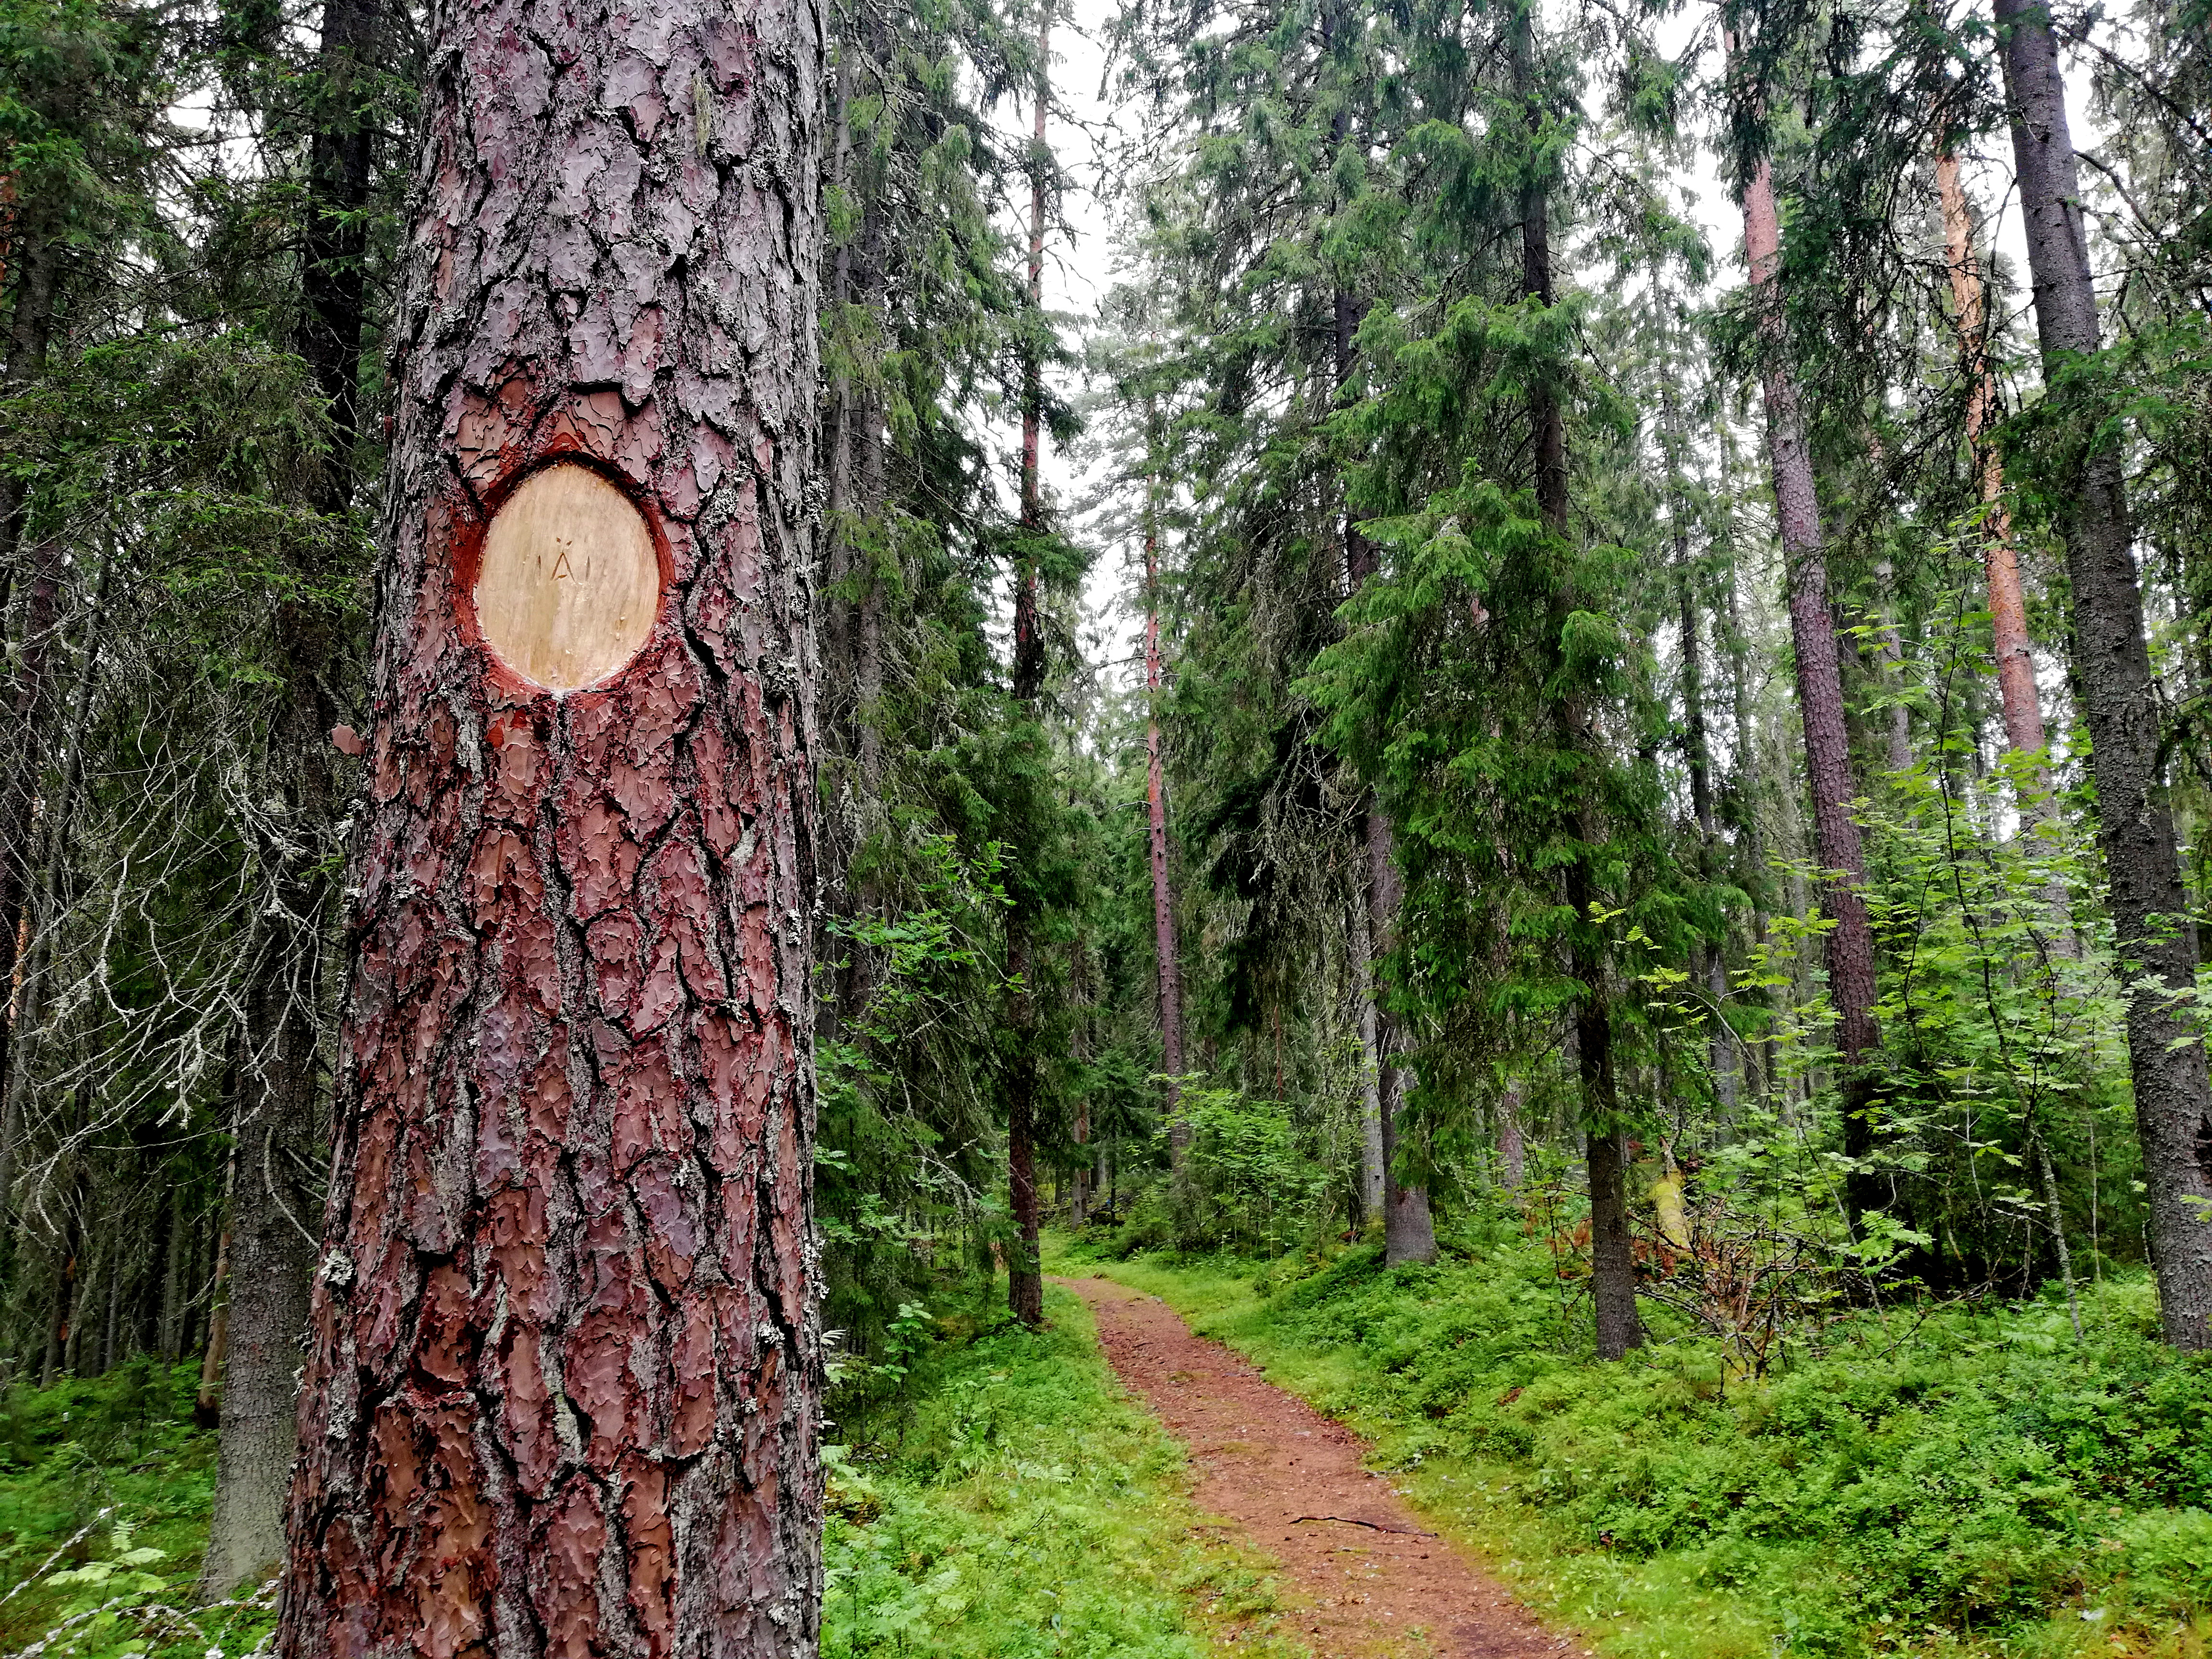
[474,463,660,690]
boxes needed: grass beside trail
[1050,1228,2212,1659]
[826,1279,1306,1657]
[0,1285,1300,1659]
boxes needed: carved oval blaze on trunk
[472,464,664,693]
[274,0,825,1646]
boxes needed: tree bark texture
[273,0,828,1645]
[1003,10,1048,1329]
[1936,148,2046,770]
[1738,149,1883,1222]
[1995,0,2212,1348]
[1346,881,1385,1226]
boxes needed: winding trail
[1061,1274,1580,1659]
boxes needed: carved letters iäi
[474,463,662,690]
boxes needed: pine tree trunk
[1497,1080,1525,1191]
[1935,147,2046,771]
[1995,0,2212,1347]
[272,0,827,1643]
[1737,146,1883,1224]
[1335,291,1431,1262]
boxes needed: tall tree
[1004,0,1051,1328]
[1934,146,2045,775]
[1142,399,1187,1154]
[1731,47,1885,1227]
[1994,0,2212,1347]
[199,0,389,1599]
[1515,0,1637,1357]
[273,0,828,1646]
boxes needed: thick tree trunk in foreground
[273,0,826,1642]
[1143,422,1186,1166]
[1996,0,2212,1348]
[201,0,386,1599]
[1737,146,1883,1226]
[1005,9,1049,1328]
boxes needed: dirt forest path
[1060,1274,1584,1659]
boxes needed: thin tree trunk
[273,0,827,1643]
[1735,131,1883,1225]
[1497,1080,1525,1191]
[203,0,385,1595]
[1003,4,1050,1330]
[1677,525,1739,1119]
[1143,404,1186,1166]
[1936,147,2047,773]
[158,1183,184,1362]
[1335,305,1432,1262]
[0,536,60,1156]
[1518,0,1630,1340]
[1347,882,1385,1227]
[1995,0,2212,1348]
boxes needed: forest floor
[1058,1233,2212,1659]
[1063,1272,1583,1659]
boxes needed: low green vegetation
[826,1282,1302,1658]
[1055,1220,2212,1659]
[0,1360,267,1659]
[0,1288,1298,1659]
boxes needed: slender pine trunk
[1735,131,1883,1226]
[1994,0,2212,1347]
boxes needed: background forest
[2,0,2212,1651]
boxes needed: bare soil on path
[1060,1274,1583,1659]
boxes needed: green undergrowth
[1048,1223,2212,1659]
[0,1358,271,1659]
[826,1281,1305,1657]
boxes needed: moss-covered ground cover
[1053,1224,2212,1659]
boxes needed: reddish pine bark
[1995,0,2212,1347]
[1004,8,1049,1329]
[1737,146,1883,1225]
[1935,149,2046,771]
[273,0,827,1645]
